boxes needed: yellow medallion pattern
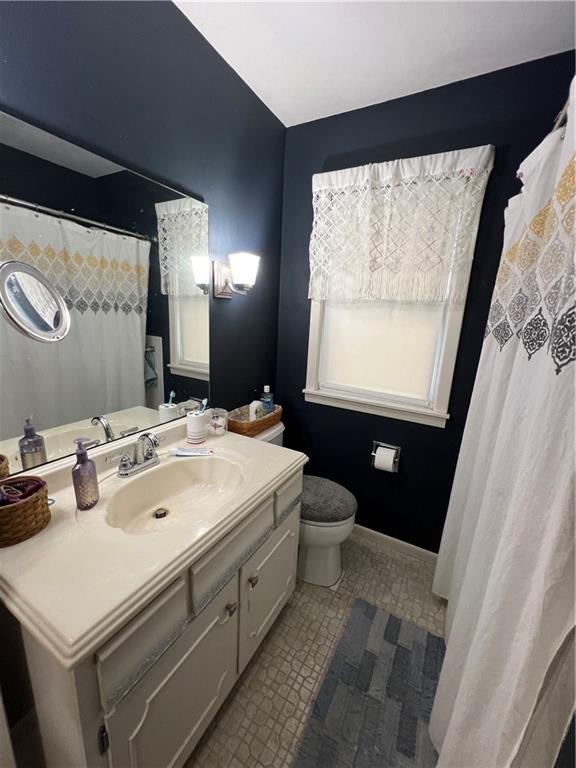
[0,237,149,315]
[487,153,575,375]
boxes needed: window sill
[302,388,449,428]
[168,363,209,382]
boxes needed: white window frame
[303,299,466,428]
[168,294,209,381]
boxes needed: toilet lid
[301,476,357,523]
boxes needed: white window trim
[168,295,209,382]
[303,300,466,428]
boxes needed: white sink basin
[106,456,245,534]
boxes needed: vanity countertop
[0,421,307,668]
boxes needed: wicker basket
[0,477,50,548]
[228,404,282,438]
[0,455,10,480]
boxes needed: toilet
[254,424,356,587]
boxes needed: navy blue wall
[555,716,575,768]
[277,52,575,552]
[0,0,285,409]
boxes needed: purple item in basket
[0,476,46,506]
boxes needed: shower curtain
[430,82,575,767]
[0,204,150,439]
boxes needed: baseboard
[350,524,438,566]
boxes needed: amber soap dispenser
[72,438,99,510]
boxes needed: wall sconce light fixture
[191,255,210,295]
[213,252,260,299]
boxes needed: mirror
[0,111,210,476]
[0,260,71,342]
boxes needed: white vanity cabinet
[104,577,240,768]
[239,508,299,672]
[20,468,304,768]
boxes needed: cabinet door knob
[226,602,237,616]
[248,575,259,588]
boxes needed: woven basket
[228,405,282,438]
[0,455,10,480]
[0,477,50,548]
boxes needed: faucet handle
[82,439,101,449]
[119,426,139,438]
[140,431,161,447]
[105,452,132,471]
[141,432,163,455]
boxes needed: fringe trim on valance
[308,146,494,304]
[156,197,209,298]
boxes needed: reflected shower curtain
[0,204,150,438]
[430,83,575,767]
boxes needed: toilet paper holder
[371,441,401,472]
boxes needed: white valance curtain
[155,197,208,297]
[0,204,150,438]
[430,81,575,767]
[308,146,494,304]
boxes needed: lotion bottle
[260,385,274,414]
[72,438,99,510]
[18,416,47,470]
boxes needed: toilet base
[298,543,342,587]
[297,516,355,587]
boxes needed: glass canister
[206,408,228,436]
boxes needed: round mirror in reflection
[0,260,70,342]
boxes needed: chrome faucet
[105,432,161,478]
[91,416,115,442]
[133,432,161,467]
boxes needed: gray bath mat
[294,599,445,767]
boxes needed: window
[303,146,494,427]
[155,196,210,382]
[304,299,464,427]
[168,293,209,381]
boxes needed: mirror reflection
[0,112,210,476]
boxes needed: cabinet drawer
[105,576,239,768]
[97,577,189,711]
[274,471,303,527]
[238,506,299,673]
[190,497,274,615]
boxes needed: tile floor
[185,534,445,768]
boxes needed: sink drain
[152,508,169,519]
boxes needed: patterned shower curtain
[430,82,575,767]
[0,203,150,439]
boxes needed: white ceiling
[0,112,123,177]
[176,1,575,126]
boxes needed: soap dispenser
[261,385,274,414]
[72,438,99,510]
[18,416,47,470]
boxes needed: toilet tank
[252,422,285,446]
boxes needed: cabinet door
[105,576,239,768]
[238,508,299,673]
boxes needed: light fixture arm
[227,281,248,295]
[213,255,260,299]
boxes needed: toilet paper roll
[158,403,178,423]
[373,446,398,472]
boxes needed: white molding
[304,299,457,428]
[168,363,209,381]
[350,524,438,565]
[168,294,210,381]
[303,388,448,428]
[305,300,323,392]
[431,305,465,415]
